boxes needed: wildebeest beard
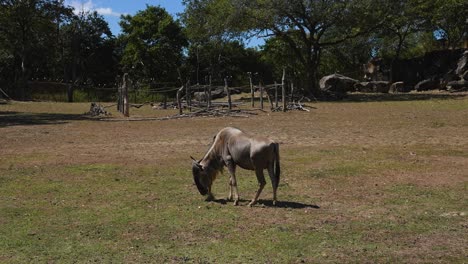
[192,157,223,196]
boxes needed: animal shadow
[258,199,320,209]
[212,198,320,209]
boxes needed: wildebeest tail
[274,143,280,189]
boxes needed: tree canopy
[0,0,466,100]
[119,5,187,83]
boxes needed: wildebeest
[191,127,280,206]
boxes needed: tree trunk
[305,46,321,97]
[282,68,286,112]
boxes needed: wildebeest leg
[206,186,215,201]
[248,168,266,207]
[226,155,239,205]
[267,164,277,205]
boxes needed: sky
[64,0,185,34]
[64,0,265,47]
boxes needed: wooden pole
[266,88,274,110]
[248,72,254,108]
[282,68,286,112]
[274,81,278,108]
[117,75,121,112]
[290,81,294,103]
[163,94,167,109]
[176,85,184,115]
[260,81,264,110]
[224,78,232,112]
[207,75,212,109]
[122,73,129,117]
[186,81,191,112]
[0,88,12,100]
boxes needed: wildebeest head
[191,157,209,196]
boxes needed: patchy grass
[1,93,467,263]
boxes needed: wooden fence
[116,70,295,117]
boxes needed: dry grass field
[1,92,467,263]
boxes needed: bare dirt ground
[1,91,467,263]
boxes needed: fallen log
[99,108,257,122]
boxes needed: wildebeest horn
[190,156,203,169]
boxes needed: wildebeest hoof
[205,194,215,202]
[233,200,239,206]
[248,201,256,207]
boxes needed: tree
[182,0,385,96]
[0,0,68,99]
[60,10,115,101]
[432,0,467,49]
[184,40,269,86]
[119,5,187,83]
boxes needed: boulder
[447,80,468,91]
[462,70,468,81]
[355,82,372,92]
[319,74,359,98]
[371,81,391,93]
[355,81,390,93]
[389,82,405,93]
[455,50,468,76]
[415,79,441,91]
[193,92,208,102]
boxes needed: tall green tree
[60,10,115,101]
[0,0,72,99]
[432,0,467,49]
[182,0,385,96]
[376,0,433,62]
[185,40,269,86]
[119,5,187,83]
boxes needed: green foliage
[184,40,270,86]
[431,0,468,48]
[61,10,118,85]
[0,0,74,99]
[182,0,384,94]
[119,5,187,83]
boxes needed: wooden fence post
[290,81,294,103]
[224,78,232,112]
[274,81,278,108]
[186,81,191,112]
[266,87,274,110]
[122,73,130,117]
[117,75,122,112]
[282,68,286,112]
[207,75,212,109]
[176,85,184,115]
[260,81,264,110]
[248,72,254,108]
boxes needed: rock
[355,81,390,93]
[371,81,391,93]
[355,82,373,92]
[446,80,468,91]
[462,70,468,81]
[455,50,468,76]
[415,79,441,91]
[193,92,208,102]
[389,82,405,93]
[319,74,359,98]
